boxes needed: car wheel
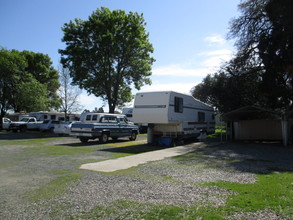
[99,133,108,144]
[79,137,89,143]
[129,132,137,141]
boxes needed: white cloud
[152,48,233,77]
[77,93,106,111]
[204,34,226,45]
[199,49,233,68]
[78,93,97,105]
[202,49,232,56]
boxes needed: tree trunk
[109,104,115,113]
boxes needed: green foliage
[16,75,48,112]
[0,48,60,115]
[60,7,155,113]
[21,50,60,109]
[0,48,27,116]
[192,59,264,112]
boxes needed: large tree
[21,50,60,109]
[0,48,60,120]
[193,0,293,115]
[229,0,293,114]
[0,48,26,118]
[59,7,155,113]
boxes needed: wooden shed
[223,106,293,146]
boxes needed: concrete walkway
[80,143,202,172]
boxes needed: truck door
[118,117,132,136]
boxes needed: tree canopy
[59,7,155,113]
[192,0,293,115]
[0,48,60,118]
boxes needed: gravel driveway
[0,132,292,219]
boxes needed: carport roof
[222,105,280,121]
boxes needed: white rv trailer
[29,112,80,121]
[133,91,215,143]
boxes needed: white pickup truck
[9,117,42,132]
[1,117,12,130]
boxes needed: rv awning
[222,106,280,122]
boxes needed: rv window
[198,112,205,122]
[92,115,98,121]
[51,115,56,120]
[174,97,183,113]
[86,115,91,121]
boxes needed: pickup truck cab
[1,117,12,130]
[9,117,42,132]
[71,113,139,143]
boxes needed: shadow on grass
[179,141,293,174]
[58,137,172,155]
[0,130,59,140]
[99,143,170,154]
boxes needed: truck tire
[99,133,108,144]
[79,137,89,143]
[129,132,137,141]
[49,127,54,133]
[20,126,27,132]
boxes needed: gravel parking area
[0,131,292,219]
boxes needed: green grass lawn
[1,132,292,219]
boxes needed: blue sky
[0,0,240,112]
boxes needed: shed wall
[233,119,283,140]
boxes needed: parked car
[53,121,78,136]
[1,117,12,130]
[39,120,60,132]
